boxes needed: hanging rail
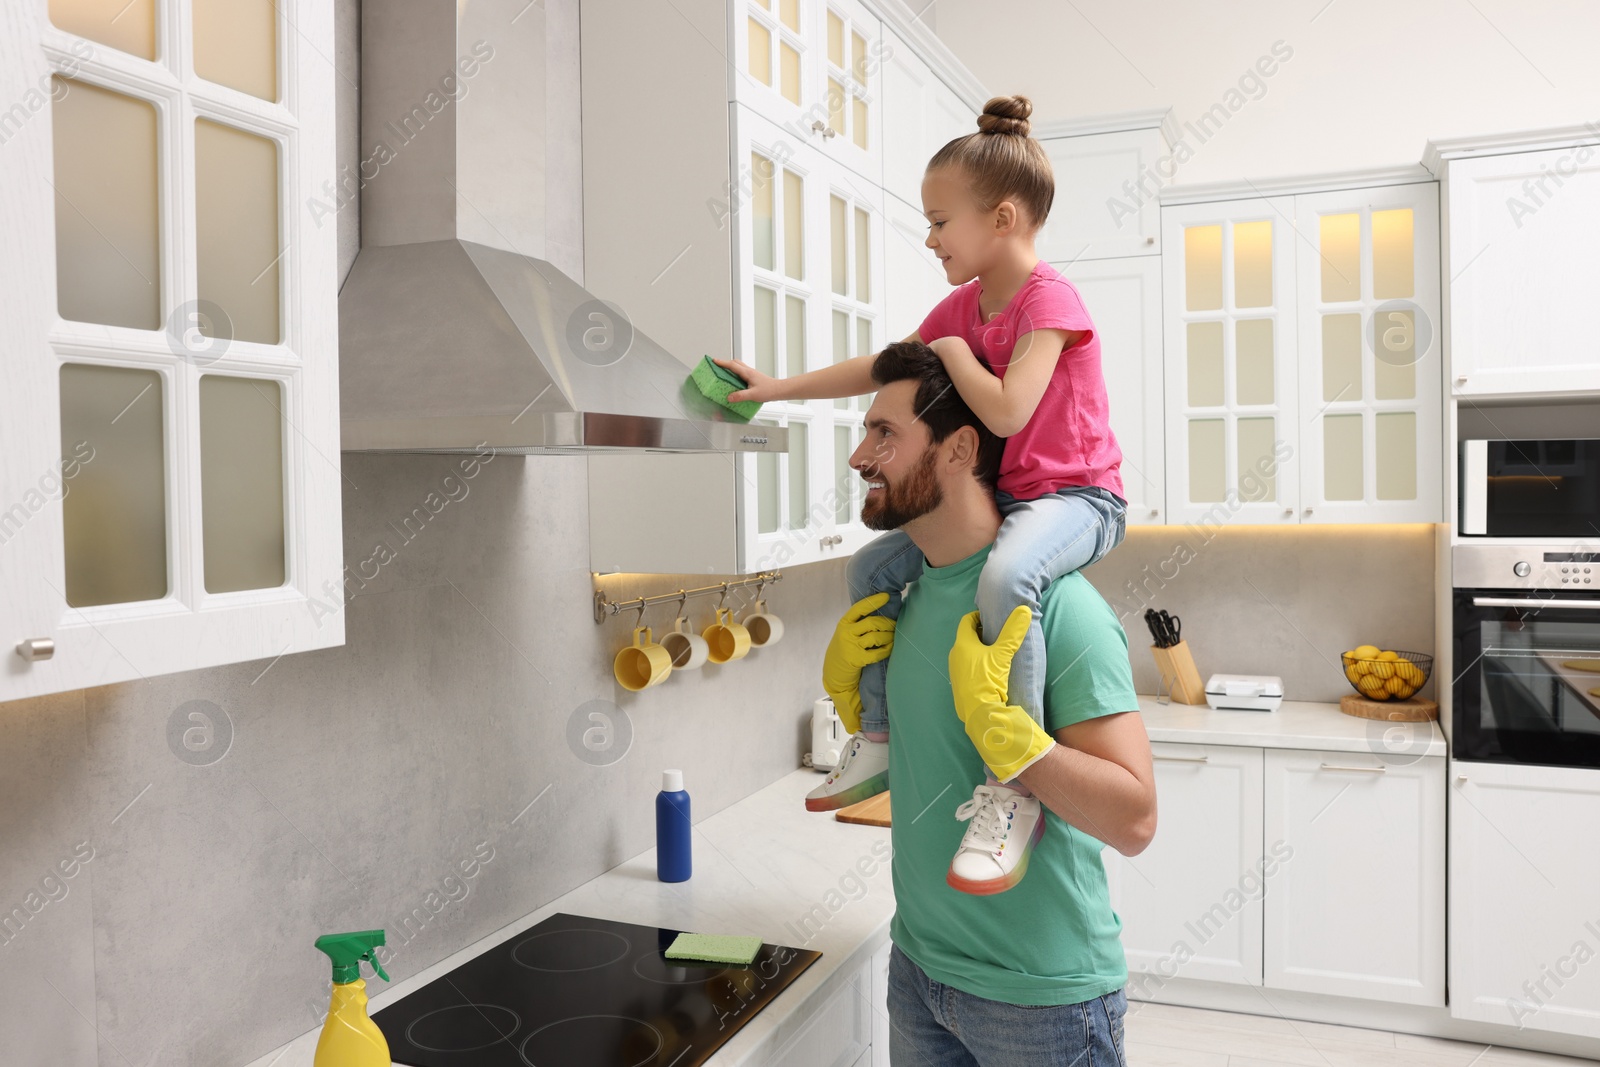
[592,571,783,624]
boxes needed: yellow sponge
[664,932,763,965]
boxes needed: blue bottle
[656,769,692,882]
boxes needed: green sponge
[690,356,762,420]
[664,932,764,965]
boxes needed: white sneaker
[946,783,1044,895]
[805,735,889,812]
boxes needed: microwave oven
[1460,438,1600,538]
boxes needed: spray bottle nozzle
[314,930,390,985]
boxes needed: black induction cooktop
[371,913,822,1067]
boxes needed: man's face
[852,380,943,531]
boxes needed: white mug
[660,615,710,670]
[745,599,784,648]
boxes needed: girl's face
[920,167,1022,285]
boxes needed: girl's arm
[716,332,922,404]
[929,329,1081,438]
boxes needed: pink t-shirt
[919,260,1124,502]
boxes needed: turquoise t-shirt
[886,543,1136,1006]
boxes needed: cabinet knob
[1456,774,1469,784]
[1456,374,1468,384]
[1145,236,1156,245]
[1148,508,1159,518]
[1304,507,1314,516]
[1283,507,1294,517]
[15,638,54,662]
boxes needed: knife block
[1151,641,1207,705]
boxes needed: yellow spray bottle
[313,930,391,1067]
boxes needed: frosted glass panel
[785,294,806,376]
[827,11,844,65]
[1188,419,1225,503]
[1374,308,1417,400]
[751,153,774,270]
[194,0,278,101]
[1324,414,1363,501]
[853,96,868,150]
[52,79,160,330]
[1320,213,1360,303]
[1233,220,1273,308]
[1186,321,1224,408]
[200,376,285,592]
[1184,225,1223,311]
[852,32,868,82]
[1322,313,1362,403]
[833,310,850,409]
[855,207,871,302]
[1235,319,1274,406]
[1376,413,1417,501]
[60,364,167,607]
[779,42,801,105]
[779,0,800,32]
[787,422,809,530]
[831,195,848,295]
[756,423,780,534]
[195,120,280,344]
[828,78,846,137]
[782,169,804,279]
[856,316,872,357]
[753,286,776,376]
[1237,417,1276,501]
[50,0,155,60]
[1372,209,1414,299]
[835,425,853,524]
[748,19,773,85]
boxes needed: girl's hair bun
[977,95,1032,137]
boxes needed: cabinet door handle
[1145,236,1156,245]
[1304,507,1315,516]
[1148,508,1159,518]
[1283,507,1294,517]
[15,638,54,662]
[1456,374,1468,384]
[1456,774,1469,784]
[1154,753,1209,763]
[1319,762,1386,773]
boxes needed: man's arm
[1016,712,1156,857]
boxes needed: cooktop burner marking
[631,949,730,986]
[518,1013,663,1067]
[510,928,631,973]
[404,1003,522,1052]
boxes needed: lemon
[1400,662,1425,687]
[1377,650,1400,662]
[1358,674,1386,696]
[1354,644,1380,659]
[1345,664,1362,684]
[1385,675,1410,697]
[1371,660,1396,680]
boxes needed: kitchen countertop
[246,769,894,1067]
[1136,694,1447,757]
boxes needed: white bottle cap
[662,769,684,792]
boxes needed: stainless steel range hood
[338,0,782,455]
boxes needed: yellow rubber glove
[822,593,897,734]
[948,606,1055,782]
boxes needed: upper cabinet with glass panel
[1,0,343,702]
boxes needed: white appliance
[811,696,845,771]
[1204,674,1284,712]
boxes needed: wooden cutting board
[1339,693,1438,722]
[835,791,891,827]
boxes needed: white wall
[933,0,1600,183]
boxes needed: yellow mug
[702,607,752,664]
[614,626,673,691]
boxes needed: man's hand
[949,607,1055,782]
[822,593,896,733]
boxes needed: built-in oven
[1453,544,1600,768]
[1460,438,1600,537]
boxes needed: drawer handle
[1154,753,1209,763]
[1320,762,1386,773]
[15,638,54,662]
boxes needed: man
[821,341,1156,1066]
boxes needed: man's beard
[861,447,943,531]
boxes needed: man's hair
[871,341,1004,490]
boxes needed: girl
[716,95,1125,894]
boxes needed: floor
[1125,1001,1598,1066]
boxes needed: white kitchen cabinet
[870,939,890,1067]
[1161,197,1300,526]
[1057,257,1165,525]
[1294,184,1442,524]
[1263,749,1445,1005]
[1442,142,1600,398]
[732,0,883,184]
[0,0,344,701]
[883,192,948,339]
[768,957,871,1067]
[1104,743,1264,985]
[1038,126,1165,262]
[1449,762,1600,1039]
[880,26,973,209]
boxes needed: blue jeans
[888,944,1128,1066]
[848,485,1127,739]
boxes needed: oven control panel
[1454,545,1600,589]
